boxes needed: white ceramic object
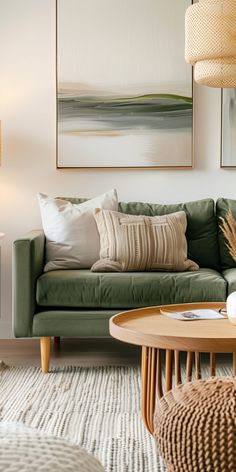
[226,291,236,325]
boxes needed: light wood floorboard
[0,339,231,371]
[0,338,141,368]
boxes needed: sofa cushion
[222,268,236,295]
[92,209,198,272]
[119,199,220,270]
[216,198,236,269]
[36,268,226,309]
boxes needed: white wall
[0,0,235,337]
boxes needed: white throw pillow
[37,189,118,271]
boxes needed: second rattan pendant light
[185,0,236,87]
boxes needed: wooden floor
[0,338,232,374]
[0,338,141,368]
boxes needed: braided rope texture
[0,365,163,472]
[0,422,104,472]
[154,377,236,472]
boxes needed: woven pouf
[154,377,236,472]
[0,422,104,471]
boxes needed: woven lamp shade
[185,0,236,87]
[154,377,236,472]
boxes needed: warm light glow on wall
[185,0,236,87]
[0,121,1,164]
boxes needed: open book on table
[160,308,225,321]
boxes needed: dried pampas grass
[220,210,236,262]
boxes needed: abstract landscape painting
[221,89,236,167]
[57,0,192,168]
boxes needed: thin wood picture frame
[221,88,236,168]
[56,0,193,169]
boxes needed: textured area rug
[0,365,164,472]
[0,362,233,472]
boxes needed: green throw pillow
[119,199,220,270]
[216,198,236,270]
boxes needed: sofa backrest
[119,199,220,270]
[60,197,220,270]
[216,198,236,270]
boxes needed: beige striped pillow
[91,209,199,272]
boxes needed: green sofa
[13,197,236,372]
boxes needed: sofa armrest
[13,230,45,337]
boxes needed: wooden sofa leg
[40,337,51,374]
[54,336,60,346]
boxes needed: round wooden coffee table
[109,301,236,434]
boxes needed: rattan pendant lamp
[185,0,236,87]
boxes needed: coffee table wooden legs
[141,346,176,434]
[141,346,157,434]
[141,348,236,435]
[233,353,236,376]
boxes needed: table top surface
[109,302,236,352]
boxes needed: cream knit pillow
[91,209,199,272]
